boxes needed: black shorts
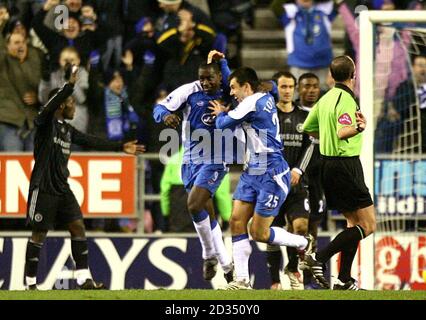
[26,188,83,230]
[307,177,326,222]
[272,186,310,227]
[321,156,373,213]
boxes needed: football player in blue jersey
[209,67,313,289]
[153,59,234,283]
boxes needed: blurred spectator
[156,0,214,33]
[207,0,254,69]
[102,69,143,143]
[32,0,100,71]
[0,2,10,48]
[156,9,215,91]
[393,55,426,153]
[0,32,42,151]
[38,46,89,133]
[271,0,337,90]
[42,0,83,30]
[90,0,124,70]
[123,16,164,109]
[160,147,232,232]
[122,0,162,45]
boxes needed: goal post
[359,10,426,200]
[359,10,426,290]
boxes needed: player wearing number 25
[209,67,312,290]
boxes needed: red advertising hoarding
[0,153,137,218]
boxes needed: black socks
[71,238,88,270]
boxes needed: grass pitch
[0,289,425,300]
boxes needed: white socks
[26,276,36,286]
[211,221,233,273]
[232,234,252,282]
[269,227,308,250]
[192,211,216,260]
[75,269,91,286]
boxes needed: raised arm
[35,65,78,126]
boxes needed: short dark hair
[229,67,260,91]
[273,71,297,86]
[298,72,319,84]
[330,55,355,82]
[198,61,221,74]
[412,54,426,65]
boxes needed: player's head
[330,55,356,83]
[229,67,260,102]
[273,71,296,104]
[198,62,222,95]
[412,55,426,84]
[49,88,76,120]
[298,73,320,107]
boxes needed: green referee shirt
[303,83,363,157]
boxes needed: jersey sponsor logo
[338,113,352,125]
[201,113,216,126]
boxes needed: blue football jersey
[216,92,287,173]
[153,81,230,164]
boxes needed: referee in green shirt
[302,56,376,290]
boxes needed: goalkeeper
[302,56,376,290]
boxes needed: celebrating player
[25,65,145,290]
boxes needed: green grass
[0,289,425,300]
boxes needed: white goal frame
[359,10,426,199]
[358,10,426,289]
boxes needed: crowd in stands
[0,0,425,232]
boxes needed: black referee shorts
[321,156,373,213]
[26,188,83,230]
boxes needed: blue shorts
[233,165,291,217]
[181,163,228,195]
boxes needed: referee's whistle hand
[355,111,366,130]
[123,140,146,155]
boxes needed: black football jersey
[29,83,122,195]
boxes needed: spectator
[102,69,143,143]
[393,55,426,153]
[207,0,254,68]
[156,9,215,91]
[0,2,10,48]
[32,0,100,71]
[90,0,124,70]
[160,147,232,232]
[0,32,42,151]
[156,0,214,33]
[271,0,337,90]
[122,0,162,45]
[38,46,89,133]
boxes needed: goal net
[360,10,426,290]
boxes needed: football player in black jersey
[24,65,145,290]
